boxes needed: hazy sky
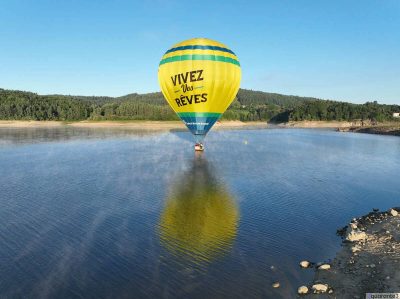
[0,0,399,104]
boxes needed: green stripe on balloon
[159,55,240,66]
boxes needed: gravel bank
[302,208,400,298]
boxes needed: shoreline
[338,126,400,137]
[0,120,267,130]
[0,120,398,136]
[278,121,400,137]
[277,120,360,128]
[301,207,400,298]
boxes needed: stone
[390,209,398,216]
[346,230,367,242]
[312,284,328,293]
[297,286,308,294]
[272,282,280,288]
[300,260,310,268]
[318,264,331,270]
[350,222,358,230]
[351,245,361,253]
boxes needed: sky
[0,0,399,104]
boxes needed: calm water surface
[0,127,399,298]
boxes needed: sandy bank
[68,121,185,130]
[303,208,400,298]
[278,121,364,128]
[0,120,63,127]
[0,120,267,130]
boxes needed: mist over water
[0,127,399,298]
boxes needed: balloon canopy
[158,38,241,141]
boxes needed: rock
[300,260,310,268]
[272,282,280,288]
[337,226,348,237]
[297,286,308,294]
[318,264,331,270]
[328,289,334,294]
[312,283,328,293]
[350,222,358,229]
[346,230,367,242]
[370,264,376,268]
[390,209,398,216]
[351,245,361,253]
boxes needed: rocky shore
[277,121,400,137]
[338,126,400,137]
[298,208,400,298]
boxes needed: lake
[0,127,399,298]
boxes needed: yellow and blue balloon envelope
[158,38,241,141]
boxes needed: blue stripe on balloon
[165,45,236,56]
[179,115,221,136]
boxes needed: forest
[0,88,399,123]
[288,100,400,122]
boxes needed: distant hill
[0,88,399,122]
[236,89,319,107]
[46,88,320,107]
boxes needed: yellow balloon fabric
[158,38,241,137]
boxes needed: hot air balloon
[158,38,241,151]
[159,155,239,263]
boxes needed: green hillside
[0,88,398,123]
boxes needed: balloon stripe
[178,112,221,118]
[159,55,240,66]
[178,115,221,136]
[162,49,238,61]
[165,45,236,55]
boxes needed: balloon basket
[194,143,204,151]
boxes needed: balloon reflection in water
[159,156,239,263]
